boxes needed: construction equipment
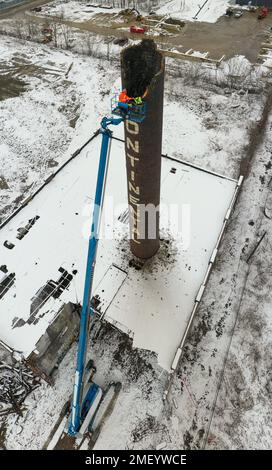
[130,7,142,21]
[130,25,147,34]
[234,10,243,18]
[258,6,269,19]
[225,7,233,17]
[67,97,146,439]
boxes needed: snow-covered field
[0,38,119,222]
[260,46,272,69]
[30,0,230,24]
[157,0,230,23]
[35,1,119,22]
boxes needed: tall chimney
[121,40,165,259]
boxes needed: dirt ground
[27,9,272,62]
[177,12,272,61]
[0,75,26,100]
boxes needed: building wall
[26,302,79,380]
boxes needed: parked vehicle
[225,8,233,17]
[130,25,147,34]
[32,7,42,12]
[258,6,269,20]
[234,10,243,18]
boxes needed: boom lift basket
[111,95,146,123]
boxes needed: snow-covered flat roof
[0,133,237,370]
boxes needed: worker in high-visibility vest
[118,89,147,106]
[131,89,148,105]
[134,96,143,105]
[119,89,132,103]
[118,89,133,117]
[117,89,147,117]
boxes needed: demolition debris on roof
[0,363,40,416]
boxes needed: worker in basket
[118,88,147,116]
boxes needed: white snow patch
[32,1,120,22]
[157,0,230,23]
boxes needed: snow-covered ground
[31,0,230,24]
[259,47,272,69]
[0,37,264,222]
[35,1,119,22]
[157,0,230,23]
[0,32,271,450]
[41,0,231,24]
[0,38,119,222]
[94,91,272,452]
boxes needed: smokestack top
[121,39,163,98]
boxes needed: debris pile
[0,363,40,416]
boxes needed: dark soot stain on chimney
[121,39,162,97]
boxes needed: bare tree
[85,33,94,56]
[25,18,38,39]
[60,23,72,49]
[51,22,59,47]
[183,61,204,85]
[59,5,66,21]
[14,20,24,39]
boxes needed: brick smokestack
[121,40,165,259]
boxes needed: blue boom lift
[67,96,146,438]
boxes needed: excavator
[67,95,146,439]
